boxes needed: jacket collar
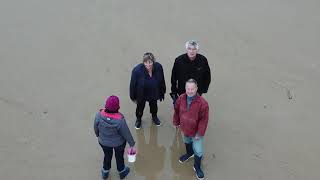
[100,109,122,120]
[182,93,201,102]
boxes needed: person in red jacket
[173,79,209,180]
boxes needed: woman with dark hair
[130,52,166,129]
[94,95,136,179]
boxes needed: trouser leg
[114,142,126,172]
[191,136,204,157]
[148,100,158,117]
[136,100,146,119]
[99,143,113,170]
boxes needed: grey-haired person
[170,40,212,104]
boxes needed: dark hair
[142,52,155,63]
[104,108,118,113]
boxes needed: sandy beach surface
[1,0,319,179]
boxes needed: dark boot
[101,168,109,179]
[193,155,204,180]
[179,143,194,163]
[152,115,161,126]
[135,118,142,129]
[119,166,130,179]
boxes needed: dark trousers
[136,100,158,119]
[99,142,126,172]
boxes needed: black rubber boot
[119,166,130,179]
[179,143,194,163]
[193,155,204,180]
[135,118,142,129]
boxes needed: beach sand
[1,0,319,179]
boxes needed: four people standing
[94,41,212,179]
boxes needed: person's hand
[194,134,201,140]
[128,147,137,155]
[173,124,180,129]
[159,94,165,102]
[170,92,178,105]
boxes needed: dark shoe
[135,119,141,129]
[101,168,109,179]
[119,166,130,179]
[179,143,194,163]
[193,155,204,180]
[152,116,161,126]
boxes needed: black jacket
[171,53,211,95]
[130,62,166,102]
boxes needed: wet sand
[1,0,320,179]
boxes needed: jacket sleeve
[173,96,181,126]
[119,118,136,147]
[93,113,99,137]
[159,64,166,96]
[197,101,209,136]
[171,59,178,94]
[129,68,137,101]
[203,58,211,93]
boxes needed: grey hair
[185,78,198,87]
[185,40,199,50]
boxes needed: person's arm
[197,101,209,136]
[171,59,178,95]
[159,64,166,101]
[93,113,99,137]
[119,118,136,147]
[203,58,211,93]
[129,68,138,101]
[170,60,179,103]
[173,97,181,126]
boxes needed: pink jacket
[173,93,209,137]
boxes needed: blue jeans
[182,135,204,157]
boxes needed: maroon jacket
[173,93,209,137]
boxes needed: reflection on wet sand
[170,128,195,180]
[134,125,166,180]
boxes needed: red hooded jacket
[173,93,209,137]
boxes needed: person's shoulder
[132,63,144,72]
[198,96,209,106]
[96,109,103,116]
[154,62,163,68]
[117,113,126,123]
[197,54,208,61]
[178,93,187,101]
[175,53,188,62]
[95,111,102,120]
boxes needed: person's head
[185,79,198,97]
[185,40,199,60]
[105,95,120,113]
[143,52,155,71]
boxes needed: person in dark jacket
[170,40,211,104]
[173,79,209,180]
[130,52,166,129]
[94,95,136,179]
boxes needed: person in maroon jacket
[173,79,209,180]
